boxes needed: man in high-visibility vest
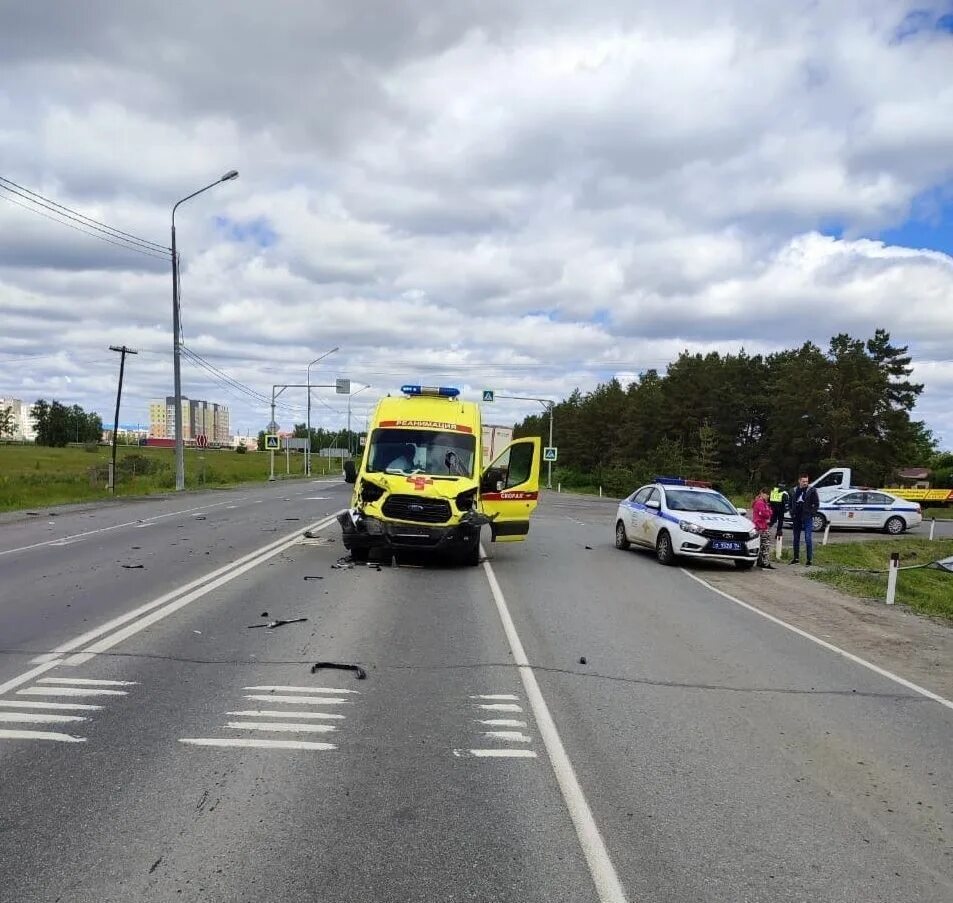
[769,482,788,537]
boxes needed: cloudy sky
[1,1,952,446]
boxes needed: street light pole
[495,394,556,489]
[108,344,138,493]
[346,384,371,455]
[306,347,339,477]
[171,170,239,491]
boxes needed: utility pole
[108,345,138,493]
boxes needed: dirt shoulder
[697,565,953,702]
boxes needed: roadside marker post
[886,552,900,605]
[775,535,783,561]
[823,523,831,546]
[930,518,936,541]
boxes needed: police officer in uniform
[769,481,789,537]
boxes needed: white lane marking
[0,497,247,558]
[475,703,523,712]
[681,569,953,714]
[226,710,345,720]
[17,686,127,697]
[469,749,538,758]
[0,712,87,724]
[0,661,63,696]
[469,694,519,700]
[133,522,156,529]
[482,731,533,742]
[304,496,331,500]
[28,653,60,664]
[51,537,86,546]
[178,738,335,750]
[243,694,349,706]
[253,500,263,504]
[38,677,137,686]
[482,547,629,903]
[62,513,341,666]
[477,719,527,728]
[0,700,103,711]
[243,685,360,694]
[226,505,238,509]
[225,721,337,733]
[0,728,86,743]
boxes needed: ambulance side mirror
[343,460,357,484]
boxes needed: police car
[813,489,923,535]
[615,477,761,569]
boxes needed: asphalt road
[1,486,951,902]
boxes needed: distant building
[0,397,37,441]
[149,397,230,444]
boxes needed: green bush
[235,444,248,454]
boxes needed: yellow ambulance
[339,385,541,564]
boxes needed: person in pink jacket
[751,488,774,569]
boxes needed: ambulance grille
[381,495,452,524]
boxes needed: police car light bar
[654,475,713,488]
[401,384,460,398]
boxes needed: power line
[0,176,169,253]
[0,190,171,262]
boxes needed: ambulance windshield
[367,428,476,478]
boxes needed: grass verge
[802,538,953,621]
[923,507,953,521]
[0,444,341,513]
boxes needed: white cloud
[1,1,952,447]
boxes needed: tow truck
[338,385,541,565]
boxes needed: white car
[615,479,761,569]
[814,489,923,535]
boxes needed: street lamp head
[220,170,239,182]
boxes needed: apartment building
[148,397,230,443]
[0,397,38,441]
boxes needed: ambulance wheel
[348,546,369,564]
[655,531,675,566]
[884,516,906,535]
[615,521,630,550]
[457,532,481,567]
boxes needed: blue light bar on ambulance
[401,384,460,398]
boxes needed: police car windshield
[367,428,476,477]
[665,489,737,515]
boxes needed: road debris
[310,662,367,680]
[579,656,587,665]
[331,557,355,569]
[261,611,269,617]
[284,517,300,521]
[303,575,324,581]
[584,545,593,550]
[121,564,145,569]
[149,857,163,874]
[193,515,206,520]
[248,617,309,630]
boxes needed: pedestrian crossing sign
[265,434,280,450]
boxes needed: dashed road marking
[469,694,519,701]
[244,685,360,694]
[0,700,103,711]
[179,738,335,751]
[17,686,128,697]
[482,730,533,742]
[243,694,350,705]
[477,719,527,728]
[226,710,345,720]
[0,728,87,743]
[38,677,136,687]
[225,721,337,733]
[0,712,88,724]
[462,749,537,759]
[475,702,523,712]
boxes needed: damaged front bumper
[337,508,490,553]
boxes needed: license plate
[711,541,742,551]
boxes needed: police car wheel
[884,515,905,535]
[811,514,826,533]
[655,531,675,565]
[615,521,630,550]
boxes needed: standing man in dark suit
[789,474,820,566]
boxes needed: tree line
[30,399,104,447]
[514,330,943,496]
